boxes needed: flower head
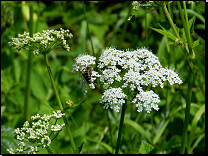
[100,87,126,112]
[73,47,182,113]
[97,47,182,113]
[8,110,65,154]
[72,54,100,94]
[8,28,73,55]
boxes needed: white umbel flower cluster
[72,54,100,94]
[8,28,73,55]
[73,47,182,113]
[98,47,182,113]
[7,110,65,154]
[100,87,126,113]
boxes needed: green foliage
[138,140,157,154]
[1,1,205,154]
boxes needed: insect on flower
[82,65,94,83]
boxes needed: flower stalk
[115,100,127,154]
[24,3,33,121]
[43,53,76,152]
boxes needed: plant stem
[43,54,76,152]
[107,110,113,153]
[46,146,53,154]
[24,3,33,121]
[82,1,95,56]
[178,2,193,154]
[163,4,180,39]
[115,101,127,154]
[43,54,63,110]
[180,66,193,154]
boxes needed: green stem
[162,3,204,99]
[163,5,180,39]
[82,1,95,56]
[107,110,113,153]
[178,2,193,154]
[45,146,53,154]
[180,66,193,154]
[24,3,33,121]
[118,1,132,48]
[43,54,63,110]
[43,54,76,152]
[115,101,127,154]
[145,1,148,47]
[177,2,205,98]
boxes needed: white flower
[52,110,65,119]
[100,87,126,112]
[98,47,182,113]
[41,135,51,147]
[8,110,65,154]
[132,1,140,11]
[72,54,100,94]
[72,54,96,73]
[7,148,15,154]
[73,47,182,113]
[51,123,65,132]
[134,90,160,113]
[8,28,73,53]
[28,146,38,154]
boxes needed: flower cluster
[72,54,100,94]
[100,87,126,112]
[7,110,65,154]
[8,28,73,55]
[132,1,140,11]
[73,47,182,113]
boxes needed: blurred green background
[1,1,205,154]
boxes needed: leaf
[74,142,84,154]
[138,140,157,154]
[188,16,195,35]
[31,70,48,101]
[192,38,200,48]
[41,101,55,111]
[85,136,114,154]
[150,27,176,41]
[124,118,152,144]
[188,104,205,149]
[1,126,19,154]
[153,119,170,144]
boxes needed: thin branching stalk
[178,2,193,154]
[145,2,148,47]
[106,110,113,153]
[82,1,95,56]
[43,54,63,110]
[118,2,132,49]
[177,2,204,97]
[46,146,53,154]
[43,54,76,152]
[24,3,33,121]
[180,67,193,154]
[115,101,127,154]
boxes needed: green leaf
[41,101,55,111]
[124,118,152,144]
[192,38,200,48]
[74,142,84,154]
[188,16,195,35]
[150,27,176,41]
[85,136,114,154]
[138,140,157,154]
[181,28,187,43]
[153,119,170,144]
[31,70,48,101]
[1,126,19,154]
[188,104,205,149]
